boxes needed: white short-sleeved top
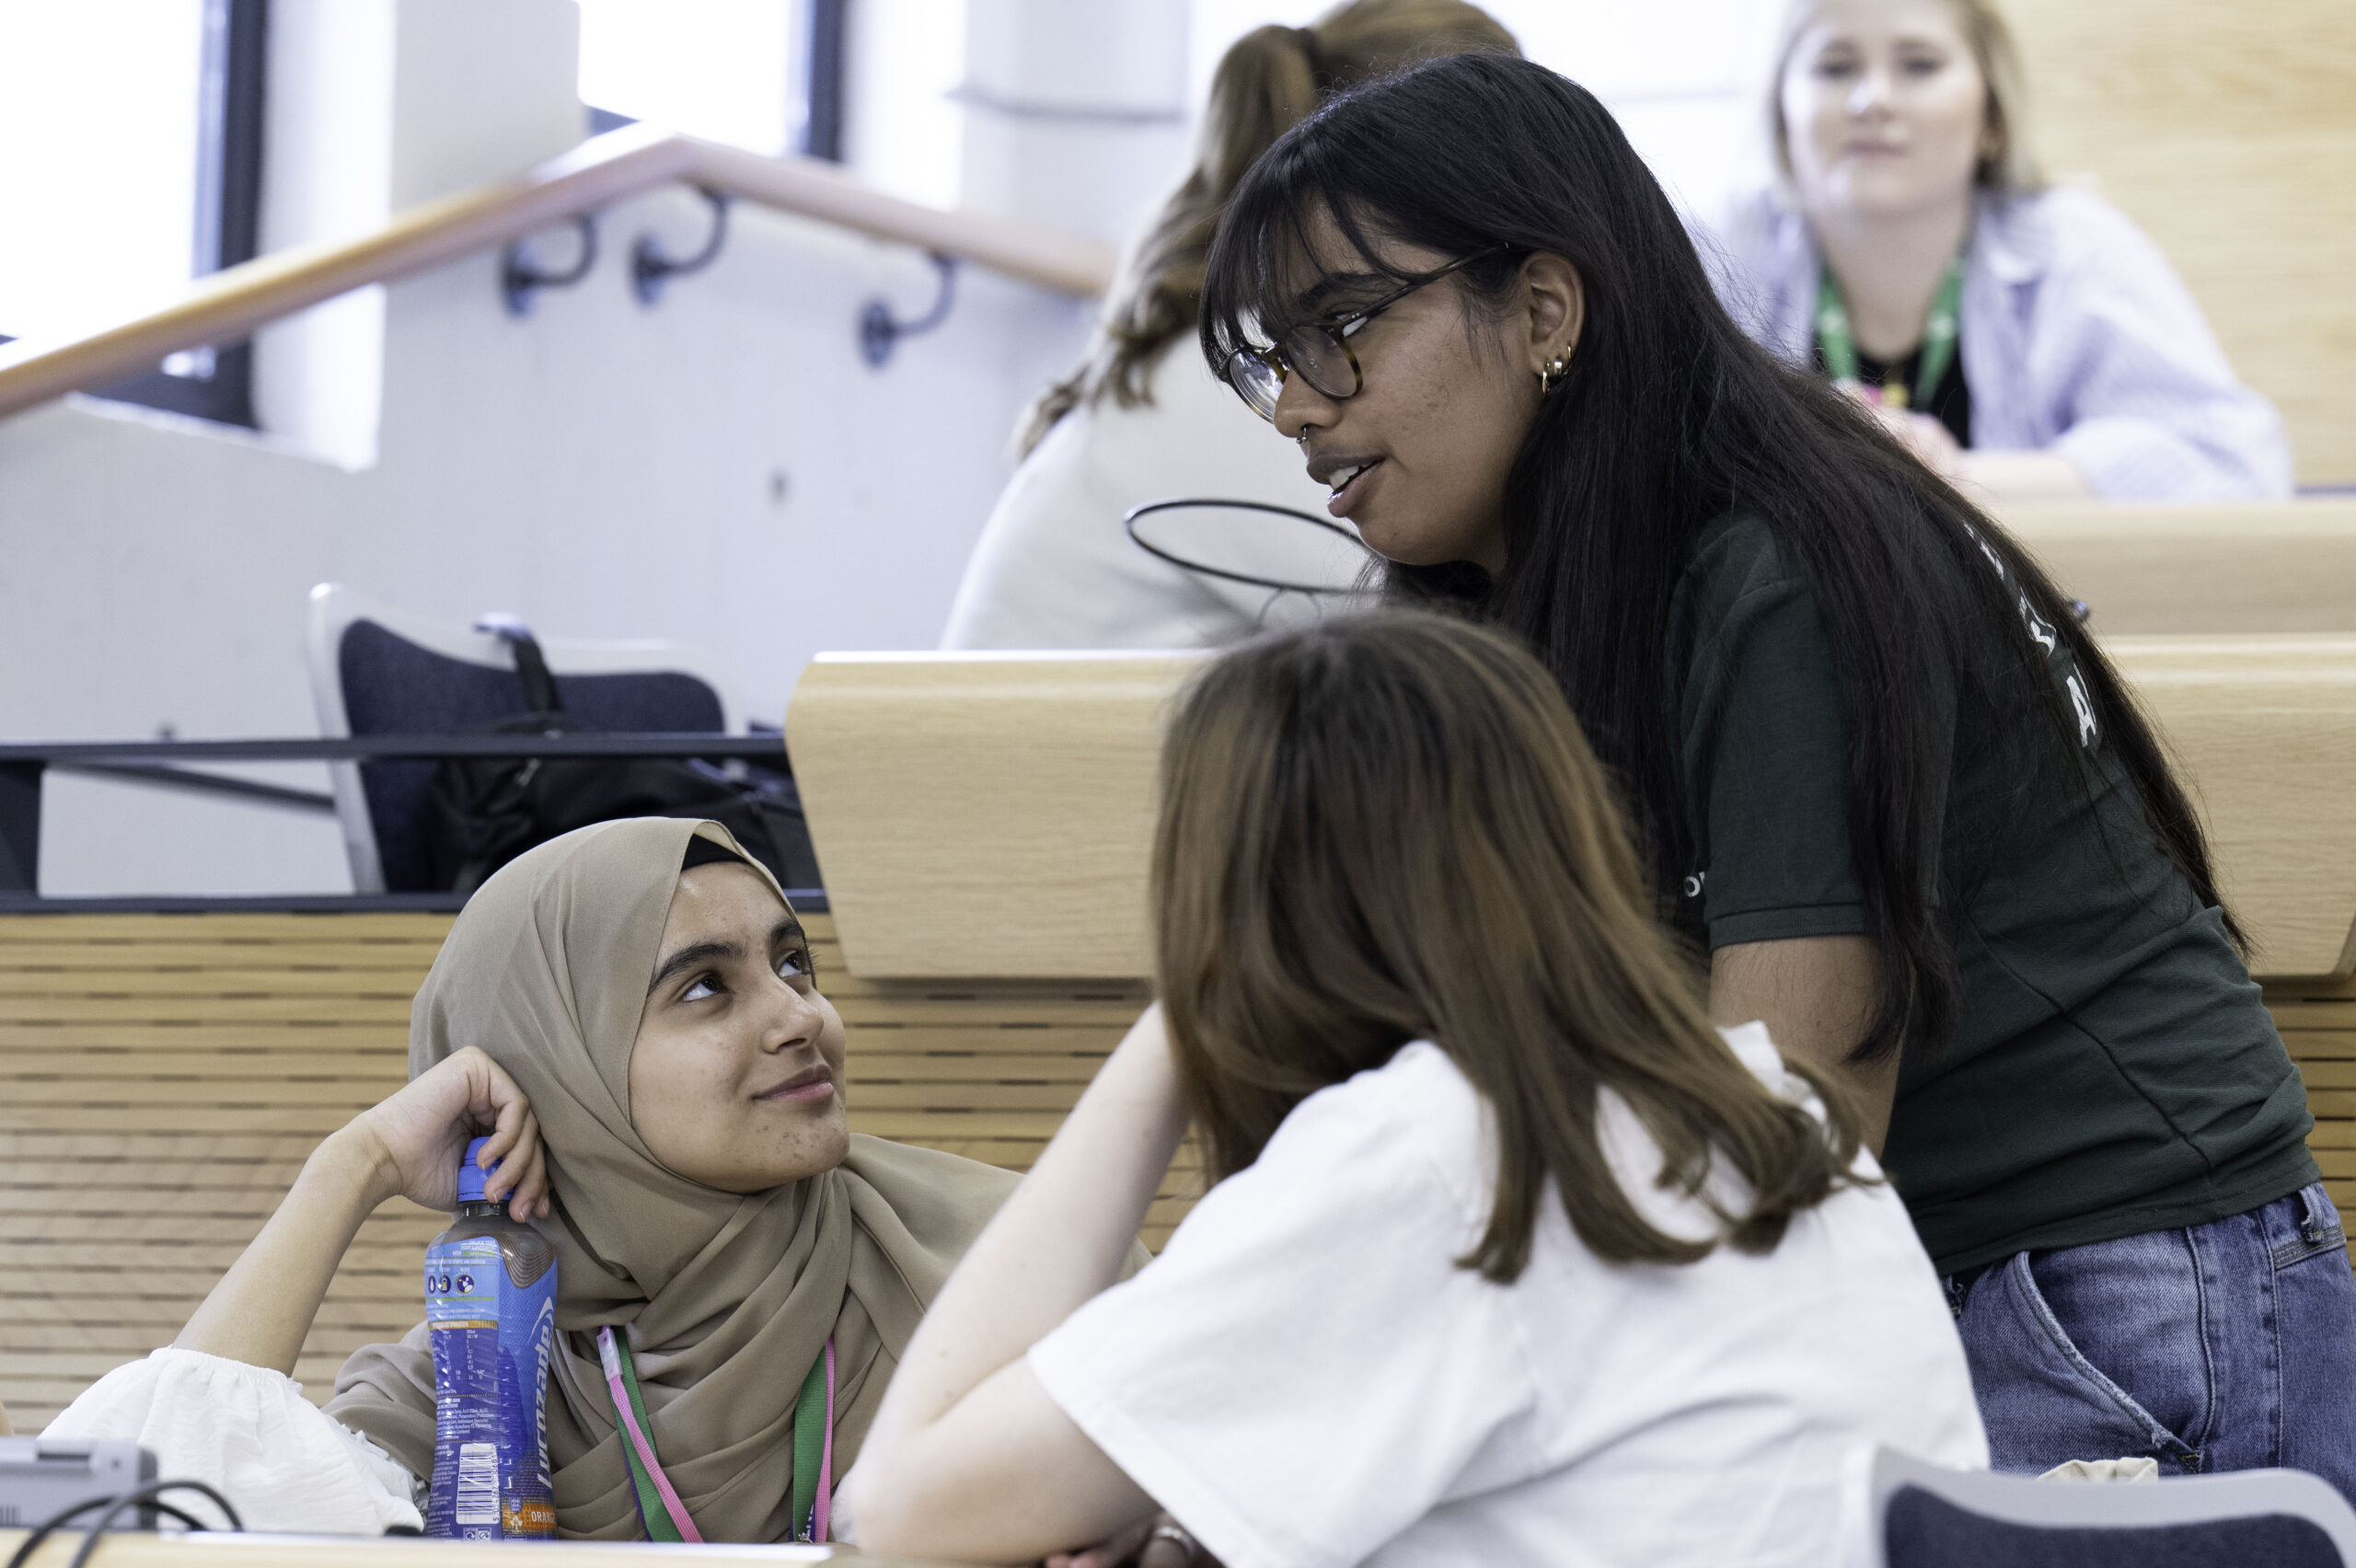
[1028,1027,1987,1568]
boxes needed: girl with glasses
[1180,51,2354,1501]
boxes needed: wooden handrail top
[0,121,1119,421]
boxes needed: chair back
[785,651,1204,978]
[1857,1447,2356,1568]
[305,584,743,893]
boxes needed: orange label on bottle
[504,1495,557,1537]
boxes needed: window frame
[97,0,268,429]
[581,0,848,164]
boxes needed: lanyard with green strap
[1814,254,1965,412]
[597,1323,836,1543]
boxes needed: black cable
[5,1479,242,1568]
[7,1493,116,1568]
[1123,498,1375,596]
[69,1480,243,1568]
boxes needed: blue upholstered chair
[1854,1446,2356,1568]
[305,583,749,894]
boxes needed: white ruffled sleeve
[40,1348,422,1535]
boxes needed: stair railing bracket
[501,213,600,318]
[631,188,733,307]
[860,252,960,369]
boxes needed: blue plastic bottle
[424,1136,558,1539]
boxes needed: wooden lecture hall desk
[1,502,2351,1454]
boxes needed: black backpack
[422,627,822,896]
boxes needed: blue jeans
[1946,1181,2356,1504]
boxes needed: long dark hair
[1198,54,2230,1066]
[1155,610,1863,1279]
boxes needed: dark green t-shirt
[1664,513,2316,1274]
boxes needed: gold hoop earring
[1537,352,1572,397]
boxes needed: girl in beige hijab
[45,816,1020,1540]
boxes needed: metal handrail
[0,123,1117,421]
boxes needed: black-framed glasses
[1222,245,1508,422]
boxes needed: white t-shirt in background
[941,340,1370,651]
[1029,1027,1987,1568]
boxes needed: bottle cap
[456,1136,499,1205]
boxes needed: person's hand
[1838,384,1964,481]
[1047,1513,1218,1568]
[1886,408,1963,479]
[340,1046,550,1218]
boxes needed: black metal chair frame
[0,733,817,909]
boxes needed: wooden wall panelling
[1999,0,2356,486]
[2268,974,2356,1224]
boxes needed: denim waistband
[1943,1180,2342,1316]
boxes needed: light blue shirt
[1701,187,2293,501]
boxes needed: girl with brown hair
[941,1,1518,651]
[844,611,1983,1567]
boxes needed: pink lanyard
[596,1325,838,1543]
[813,1340,837,1542]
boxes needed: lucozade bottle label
[424,1137,558,1539]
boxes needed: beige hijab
[327,817,1018,1541]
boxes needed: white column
[957,0,1190,250]
[255,0,582,467]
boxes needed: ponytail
[1017,0,1519,456]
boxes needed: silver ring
[1149,1522,1198,1548]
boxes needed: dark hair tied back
[1017,1,1519,455]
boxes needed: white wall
[0,0,1092,896]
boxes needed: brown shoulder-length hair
[1016,0,1518,456]
[1153,611,1863,1282]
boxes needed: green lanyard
[1814,254,1964,412]
[601,1324,835,1543]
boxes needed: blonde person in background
[941,0,1519,651]
[1703,0,2292,504]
